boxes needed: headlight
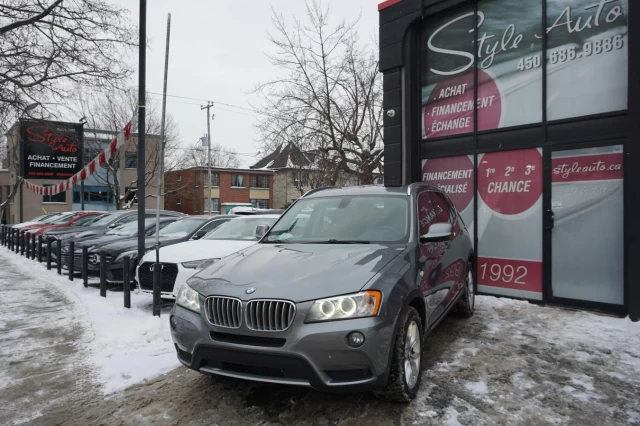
[115,250,138,262]
[305,291,382,323]
[176,284,201,313]
[181,258,219,270]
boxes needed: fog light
[347,331,365,348]
[170,315,177,330]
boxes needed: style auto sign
[20,120,84,180]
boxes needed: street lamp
[25,102,40,113]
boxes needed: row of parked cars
[10,209,281,299]
[6,184,475,402]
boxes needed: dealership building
[379,0,638,320]
[1,120,163,223]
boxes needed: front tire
[453,262,475,318]
[374,306,423,402]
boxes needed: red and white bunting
[20,118,136,196]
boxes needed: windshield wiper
[321,239,370,244]
[263,239,291,244]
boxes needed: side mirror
[193,230,208,240]
[254,224,270,240]
[420,222,453,244]
[107,223,117,229]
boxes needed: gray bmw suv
[169,183,474,401]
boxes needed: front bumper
[170,303,397,392]
[61,251,135,283]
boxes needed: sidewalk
[0,254,97,425]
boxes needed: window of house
[203,173,220,187]
[125,152,137,169]
[204,198,220,212]
[177,175,182,182]
[231,174,245,188]
[250,175,270,189]
[176,199,182,206]
[194,198,199,213]
[251,199,269,209]
[194,171,200,187]
[42,185,66,203]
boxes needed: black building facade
[379,0,639,320]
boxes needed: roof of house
[251,142,311,170]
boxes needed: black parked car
[61,217,179,282]
[62,215,235,283]
[45,209,184,259]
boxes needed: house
[251,142,383,209]
[163,167,274,215]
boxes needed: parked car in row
[46,209,184,259]
[137,215,280,299]
[169,184,474,401]
[60,217,179,283]
[27,211,104,236]
[10,213,60,229]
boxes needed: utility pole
[200,102,214,216]
[138,0,148,312]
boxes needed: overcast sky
[108,0,380,168]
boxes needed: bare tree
[177,141,240,169]
[0,0,136,131]
[253,1,383,185]
[72,89,182,209]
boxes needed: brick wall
[164,168,274,214]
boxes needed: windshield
[159,219,205,238]
[90,213,120,227]
[263,195,409,244]
[203,217,278,241]
[73,214,102,226]
[48,213,76,224]
[106,220,140,236]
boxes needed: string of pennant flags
[21,117,137,197]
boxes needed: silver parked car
[169,183,474,401]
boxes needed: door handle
[545,209,555,232]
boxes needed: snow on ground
[0,247,179,395]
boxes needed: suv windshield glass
[263,196,409,244]
[90,213,121,227]
[159,219,204,238]
[106,220,141,236]
[203,217,278,241]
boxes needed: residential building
[2,121,163,223]
[164,167,274,215]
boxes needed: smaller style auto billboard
[20,120,83,180]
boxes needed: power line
[147,92,258,114]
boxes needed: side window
[429,192,454,224]
[417,191,438,236]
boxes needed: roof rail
[301,187,337,198]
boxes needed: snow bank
[0,248,179,394]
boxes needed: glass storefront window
[420,0,628,139]
[477,148,543,300]
[546,0,628,120]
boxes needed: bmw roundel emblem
[245,287,256,295]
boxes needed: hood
[139,239,257,264]
[79,234,131,250]
[188,243,405,303]
[98,236,183,254]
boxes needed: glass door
[549,144,624,306]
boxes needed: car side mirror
[420,222,453,244]
[107,223,117,229]
[254,224,270,240]
[193,230,208,240]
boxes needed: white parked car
[136,215,280,299]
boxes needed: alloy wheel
[404,320,421,389]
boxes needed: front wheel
[453,262,475,318]
[374,306,423,402]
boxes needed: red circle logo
[423,70,501,138]
[422,156,474,212]
[478,149,542,215]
